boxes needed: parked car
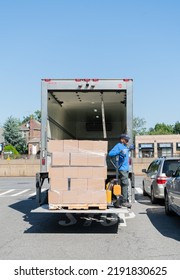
[164,166,180,216]
[142,157,180,204]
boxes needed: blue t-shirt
[108,143,129,171]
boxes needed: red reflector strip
[156,177,167,184]
[123,79,130,82]
[42,159,45,165]
[75,79,99,82]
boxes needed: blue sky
[0,0,180,129]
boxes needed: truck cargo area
[47,83,130,149]
[36,79,134,215]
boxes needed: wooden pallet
[49,203,107,210]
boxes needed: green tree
[173,121,180,134]
[4,145,20,159]
[133,117,147,138]
[3,116,27,154]
[149,123,174,135]
[22,110,41,124]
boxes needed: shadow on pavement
[146,208,180,242]
[9,196,119,234]
[136,193,180,242]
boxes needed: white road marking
[11,189,30,196]
[28,192,36,197]
[135,187,143,194]
[0,189,16,196]
[0,189,45,197]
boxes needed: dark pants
[119,170,129,202]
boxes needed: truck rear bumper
[31,204,130,214]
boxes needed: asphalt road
[0,176,180,260]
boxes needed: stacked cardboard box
[48,140,108,209]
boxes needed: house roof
[20,119,41,131]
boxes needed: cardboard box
[71,152,106,167]
[50,178,69,191]
[87,153,106,166]
[92,167,107,178]
[70,153,88,166]
[51,152,70,166]
[77,167,93,178]
[78,140,94,152]
[63,167,79,178]
[62,190,107,204]
[93,141,108,153]
[48,190,63,204]
[48,140,64,153]
[49,166,64,179]
[70,178,88,190]
[78,140,108,153]
[63,140,79,152]
[87,178,105,191]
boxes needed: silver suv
[164,166,180,216]
[142,157,180,204]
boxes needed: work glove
[129,144,135,151]
[119,150,126,160]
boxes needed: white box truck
[35,78,134,220]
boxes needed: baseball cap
[119,134,130,141]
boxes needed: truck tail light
[42,158,45,165]
[156,176,167,185]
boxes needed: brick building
[135,134,180,158]
[20,119,41,155]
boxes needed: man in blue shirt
[108,134,133,208]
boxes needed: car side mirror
[142,168,147,173]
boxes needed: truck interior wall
[47,111,126,158]
[48,103,76,140]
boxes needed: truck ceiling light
[94,109,97,112]
[96,115,100,118]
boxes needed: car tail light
[156,176,167,184]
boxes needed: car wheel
[151,187,157,204]
[165,191,173,216]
